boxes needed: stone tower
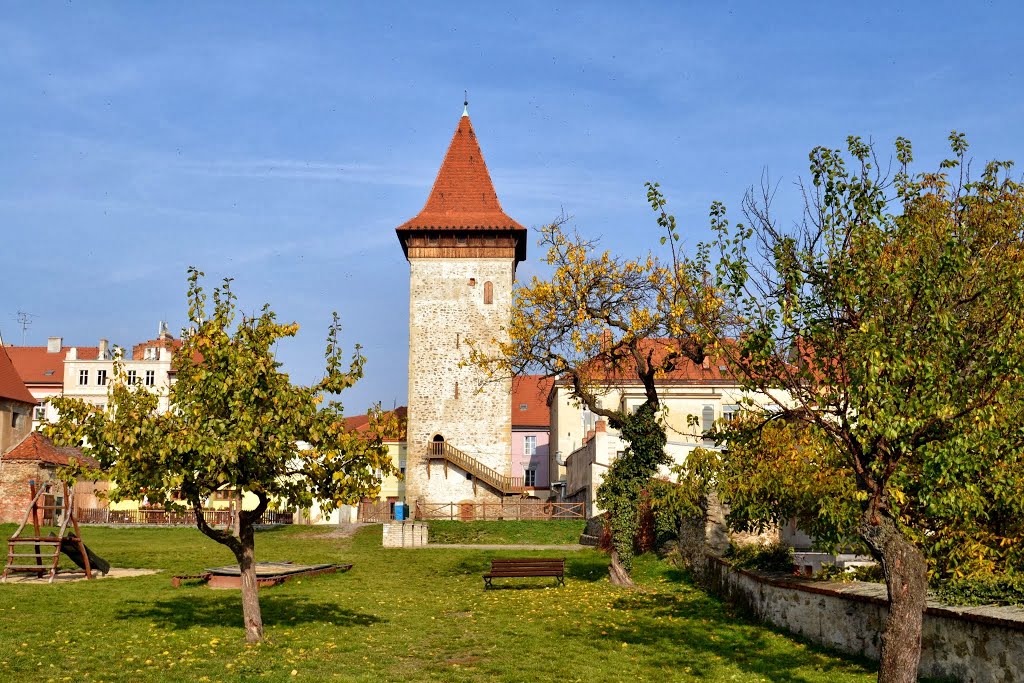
[396,107,527,506]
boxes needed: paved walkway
[423,543,588,551]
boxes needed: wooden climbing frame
[2,480,93,583]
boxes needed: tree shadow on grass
[577,590,875,682]
[565,554,610,582]
[446,555,492,577]
[482,579,567,591]
[114,593,385,631]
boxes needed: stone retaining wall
[706,556,1024,682]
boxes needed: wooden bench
[483,558,565,588]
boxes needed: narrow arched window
[701,405,716,445]
[483,281,493,304]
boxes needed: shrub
[850,563,883,583]
[815,562,883,583]
[726,541,794,573]
[934,573,1024,607]
[815,563,847,581]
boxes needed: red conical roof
[397,114,526,233]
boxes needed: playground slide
[59,538,111,575]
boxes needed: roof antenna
[463,90,469,117]
[15,310,35,345]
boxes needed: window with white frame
[722,404,740,422]
[33,404,46,421]
[524,435,537,457]
[127,369,137,385]
[78,369,89,385]
[145,370,155,387]
[97,369,107,386]
[524,467,537,487]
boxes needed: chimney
[67,347,78,360]
[47,336,62,353]
[595,419,606,433]
[99,338,109,359]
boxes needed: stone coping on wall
[709,555,1024,632]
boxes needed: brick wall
[0,460,54,523]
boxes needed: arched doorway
[431,434,445,455]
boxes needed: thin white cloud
[175,158,431,186]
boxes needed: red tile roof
[0,346,37,404]
[5,345,99,386]
[512,375,553,428]
[397,114,526,235]
[572,338,738,384]
[2,431,98,468]
[344,406,408,442]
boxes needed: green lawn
[0,523,878,682]
[427,519,586,545]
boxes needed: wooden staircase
[2,480,93,583]
[427,441,525,495]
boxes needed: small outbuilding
[0,431,103,524]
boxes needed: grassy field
[0,522,879,682]
[427,520,586,545]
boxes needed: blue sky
[2,2,1022,414]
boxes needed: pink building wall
[511,428,550,492]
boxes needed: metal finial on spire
[463,90,469,117]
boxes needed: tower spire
[463,90,469,117]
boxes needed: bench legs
[482,575,564,589]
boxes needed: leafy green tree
[46,269,397,643]
[709,134,1024,682]
[472,197,729,585]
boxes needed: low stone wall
[706,556,1024,682]
[382,521,429,548]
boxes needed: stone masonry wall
[406,257,514,504]
[706,557,1024,682]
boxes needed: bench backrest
[490,558,563,571]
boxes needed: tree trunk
[191,495,267,643]
[608,548,634,587]
[859,512,928,683]
[235,523,264,644]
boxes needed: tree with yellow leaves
[474,188,732,586]
[46,269,398,643]
[711,134,1024,682]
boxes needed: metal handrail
[428,441,525,494]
